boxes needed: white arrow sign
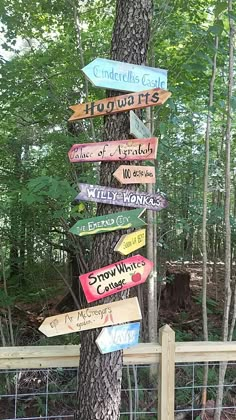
[82,58,167,92]
[130,111,152,139]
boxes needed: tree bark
[163,268,191,310]
[75,1,153,419]
[201,34,218,416]
[9,140,22,280]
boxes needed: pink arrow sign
[68,138,157,163]
[79,254,153,303]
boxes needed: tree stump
[163,267,191,310]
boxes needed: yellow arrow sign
[114,229,146,256]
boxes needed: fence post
[158,325,175,420]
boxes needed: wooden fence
[1,325,236,420]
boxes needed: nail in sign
[82,58,167,92]
[68,88,171,122]
[39,297,142,337]
[113,165,155,184]
[69,209,146,237]
[96,322,140,354]
[76,184,168,212]
[79,254,153,303]
[114,229,146,256]
[68,138,158,163]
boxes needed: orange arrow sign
[68,88,171,122]
[113,165,155,184]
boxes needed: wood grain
[68,88,171,121]
[39,297,142,337]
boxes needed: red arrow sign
[68,138,157,163]
[79,254,153,303]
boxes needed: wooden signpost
[39,297,142,337]
[130,111,152,139]
[69,209,146,237]
[79,254,153,303]
[96,322,140,354]
[76,183,168,212]
[68,88,171,122]
[113,165,155,184]
[82,58,167,92]
[68,138,158,163]
[114,229,146,256]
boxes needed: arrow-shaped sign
[113,165,155,184]
[130,111,152,139]
[114,229,146,256]
[96,322,140,354]
[82,58,167,92]
[68,88,171,122]
[75,183,168,212]
[69,209,146,237]
[39,297,142,337]
[79,254,153,303]
[68,138,158,163]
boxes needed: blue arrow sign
[96,322,140,354]
[82,58,167,92]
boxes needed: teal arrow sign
[82,58,167,92]
[69,209,146,236]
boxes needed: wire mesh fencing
[175,361,236,420]
[0,361,236,419]
[0,365,158,420]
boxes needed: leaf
[228,12,236,21]
[209,105,217,113]
[214,2,227,17]
[208,20,224,35]
[231,96,236,110]
[159,122,167,135]
[167,98,176,111]
[0,290,15,307]
[77,203,85,213]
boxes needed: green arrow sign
[69,209,146,237]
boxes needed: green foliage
[0,290,15,307]
[175,329,194,342]
[21,175,76,219]
[193,295,222,315]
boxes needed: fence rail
[1,325,236,420]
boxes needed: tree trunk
[163,268,191,310]
[9,139,22,280]
[201,33,218,416]
[75,1,153,419]
[214,0,235,418]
